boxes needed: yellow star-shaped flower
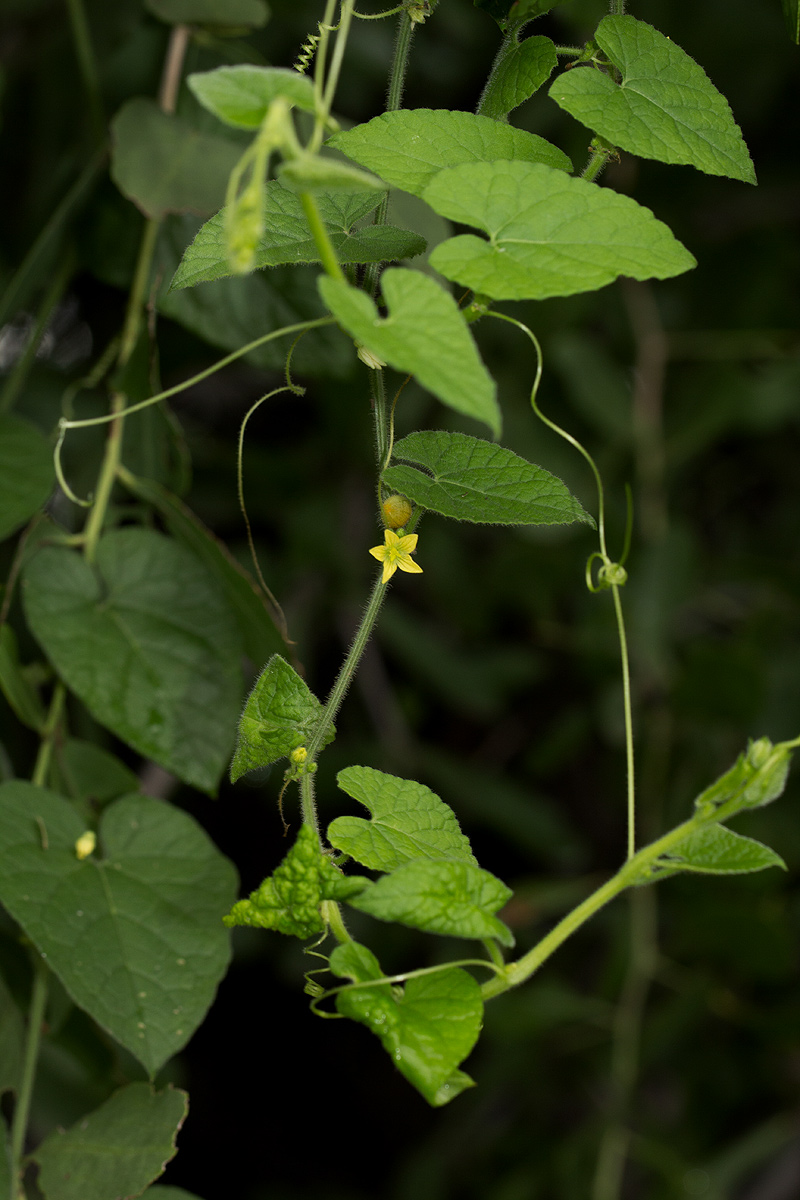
[369,529,422,584]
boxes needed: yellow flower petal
[397,557,423,574]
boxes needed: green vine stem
[489,310,636,857]
[476,27,517,118]
[31,682,66,789]
[300,192,346,281]
[8,953,48,1200]
[583,146,614,182]
[65,0,104,141]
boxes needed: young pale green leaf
[549,16,756,184]
[145,0,268,25]
[330,766,476,872]
[783,0,800,42]
[319,270,500,437]
[348,858,514,946]
[0,624,46,732]
[383,430,594,526]
[328,109,571,198]
[169,184,424,291]
[330,941,482,1106]
[0,971,23,1093]
[23,529,243,794]
[0,415,54,542]
[224,824,367,938]
[0,784,237,1074]
[277,157,384,193]
[111,99,243,220]
[479,36,558,120]
[426,161,696,300]
[230,654,333,782]
[693,738,792,820]
[188,66,316,129]
[33,1083,187,1200]
[656,824,785,876]
[120,473,285,664]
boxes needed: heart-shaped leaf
[0,783,237,1074]
[23,528,242,794]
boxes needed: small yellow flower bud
[75,831,96,860]
[382,494,413,530]
[290,746,308,765]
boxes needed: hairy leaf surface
[426,161,695,300]
[231,654,333,782]
[480,36,558,119]
[23,529,242,793]
[329,109,571,197]
[170,185,423,290]
[330,766,476,871]
[549,16,756,183]
[383,431,594,526]
[319,270,500,436]
[348,858,514,946]
[0,784,236,1074]
[33,1083,187,1200]
[331,941,482,1106]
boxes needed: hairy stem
[8,954,49,1200]
[582,146,613,182]
[476,29,516,118]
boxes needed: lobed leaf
[328,108,571,197]
[426,160,696,300]
[319,269,500,437]
[347,857,514,946]
[33,1083,187,1200]
[656,824,786,876]
[188,65,316,129]
[330,941,482,1106]
[479,36,558,120]
[110,99,243,220]
[224,824,367,938]
[170,184,424,291]
[330,765,476,871]
[549,16,756,183]
[0,414,54,542]
[23,529,243,794]
[383,430,594,526]
[0,784,237,1074]
[230,654,333,782]
[145,0,268,25]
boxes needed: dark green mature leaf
[121,473,285,665]
[348,858,514,946]
[33,1083,187,1200]
[331,941,482,1106]
[50,739,140,812]
[549,16,756,183]
[0,415,55,542]
[657,824,785,875]
[0,784,237,1074]
[230,654,333,782]
[479,36,558,120]
[23,529,242,794]
[0,624,46,732]
[0,972,23,1093]
[383,431,594,526]
[693,738,792,820]
[783,0,800,42]
[111,99,243,220]
[144,1189,206,1200]
[330,766,476,871]
[224,824,367,938]
[145,0,268,25]
[319,270,500,437]
[158,216,351,376]
[188,66,316,129]
[328,109,571,198]
[170,184,424,291]
[426,161,695,300]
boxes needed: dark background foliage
[1,0,799,1196]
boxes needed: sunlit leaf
[188,65,316,129]
[329,765,476,871]
[230,654,333,782]
[479,36,558,119]
[549,16,756,183]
